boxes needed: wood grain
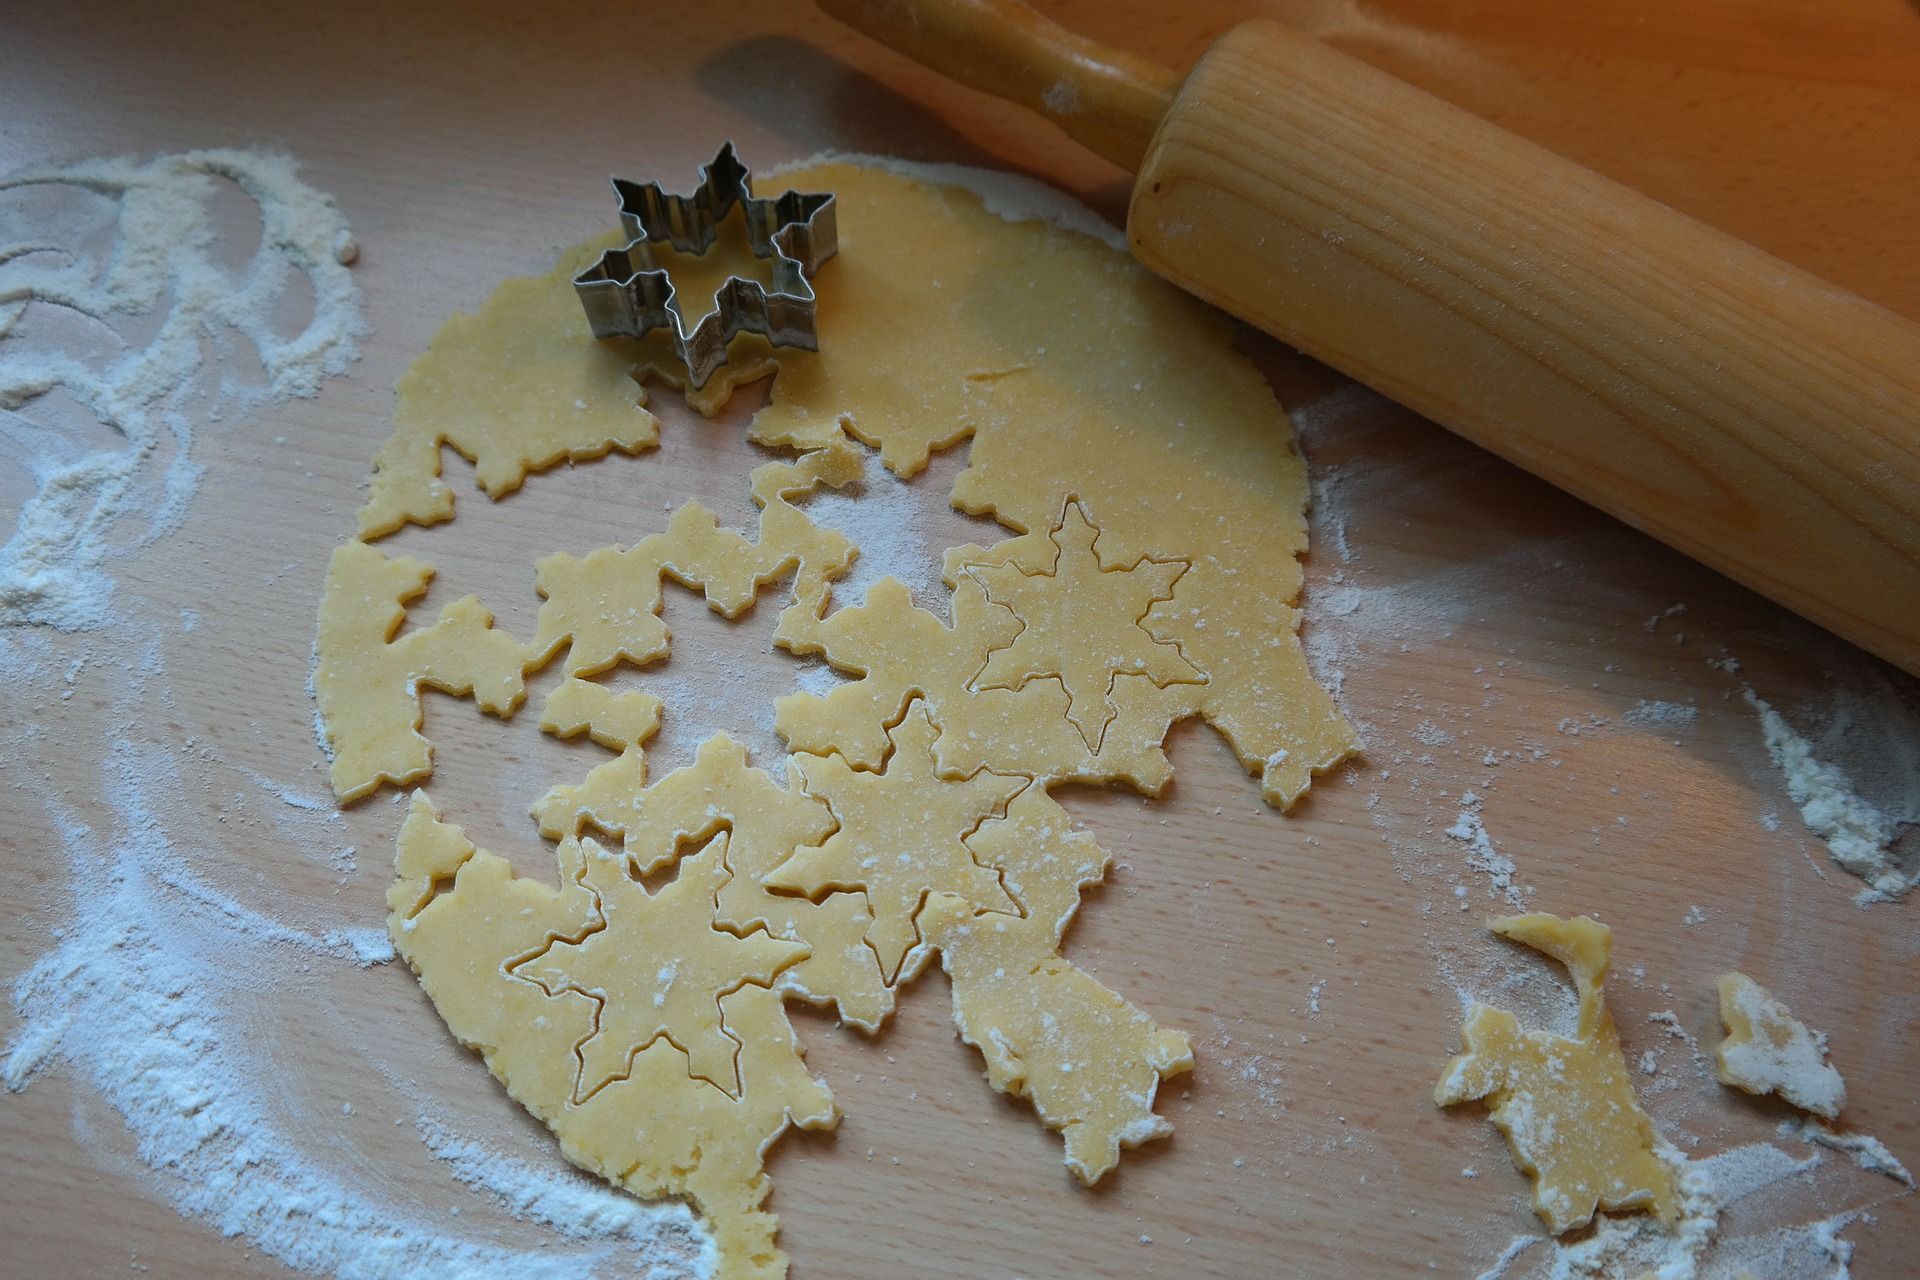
[2,3,1916,1279]
[1130,19,1920,675]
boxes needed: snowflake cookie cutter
[573,142,837,390]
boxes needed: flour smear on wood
[0,147,707,1279]
[0,148,364,630]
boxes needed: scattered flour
[0,148,364,630]
[1622,699,1698,733]
[791,441,995,621]
[1797,1122,1915,1190]
[4,735,699,1278]
[1744,690,1915,898]
[2,146,710,1278]
[1446,791,1527,909]
[1473,1139,1894,1279]
[412,1111,712,1262]
[1648,1010,1698,1049]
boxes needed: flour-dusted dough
[766,700,1028,980]
[389,794,833,1280]
[327,163,1355,810]
[920,785,1194,1183]
[1715,971,1846,1119]
[1435,914,1676,1234]
[333,160,1355,1275]
[314,542,527,801]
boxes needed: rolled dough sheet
[317,159,1357,1276]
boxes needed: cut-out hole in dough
[794,437,1005,622]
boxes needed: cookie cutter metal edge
[573,142,836,390]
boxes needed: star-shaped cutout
[766,701,1028,982]
[966,501,1203,750]
[511,831,807,1100]
[574,141,836,389]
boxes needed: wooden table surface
[3,2,1916,1277]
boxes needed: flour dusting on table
[1291,382,1914,1275]
[1744,689,1917,898]
[1469,1127,1890,1278]
[0,149,364,631]
[1,147,713,1279]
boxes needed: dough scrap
[314,541,528,802]
[922,785,1194,1183]
[1714,971,1846,1119]
[766,699,1029,982]
[1435,914,1676,1234]
[538,675,663,752]
[390,793,835,1280]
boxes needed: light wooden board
[1,2,1915,1278]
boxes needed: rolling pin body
[822,1,1920,672]
[1130,21,1920,672]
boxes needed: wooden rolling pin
[820,0,1920,675]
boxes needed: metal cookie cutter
[574,142,836,390]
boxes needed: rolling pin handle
[817,0,1178,171]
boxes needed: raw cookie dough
[327,163,1356,809]
[1715,971,1847,1119]
[967,500,1203,750]
[388,795,832,1280]
[356,271,660,539]
[765,699,1028,981]
[313,542,526,801]
[920,784,1194,1183]
[330,159,1354,1275]
[1435,914,1676,1234]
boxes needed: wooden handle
[817,0,1178,171]
[1131,21,1920,673]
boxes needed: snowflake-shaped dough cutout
[967,500,1203,749]
[766,700,1027,982]
[512,831,807,1100]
